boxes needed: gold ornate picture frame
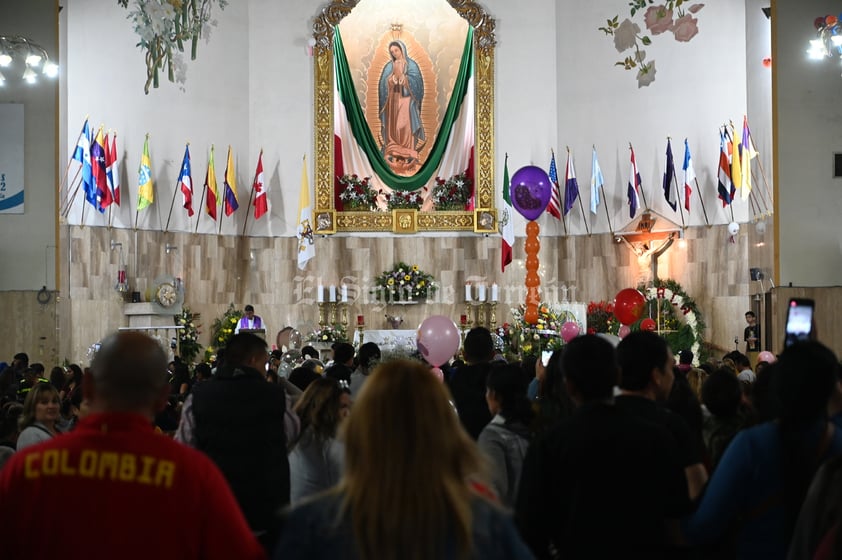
[312,0,496,234]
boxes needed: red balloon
[614,288,646,326]
[640,318,657,331]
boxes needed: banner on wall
[0,104,24,214]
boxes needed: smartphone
[541,350,553,367]
[784,298,814,348]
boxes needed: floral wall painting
[312,0,497,233]
[599,1,704,88]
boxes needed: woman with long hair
[275,359,532,560]
[478,363,533,508]
[531,349,574,438]
[17,383,61,450]
[682,341,842,559]
[288,377,351,503]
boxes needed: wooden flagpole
[568,147,590,236]
[692,177,711,226]
[164,142,188,233]
[630,142,649,210]
[241,148,261,237]
[668,137,686,229]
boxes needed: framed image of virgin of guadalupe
[311,0,496,234]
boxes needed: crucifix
[616,212,678,287]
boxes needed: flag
[501,154,514,272]
[297,156,316,270]
[252,150,268,219]
[740,116,756,200]
[91,127,113,211]
[546,152,562,220]
[72,119,95,210]
[682,139,695,212]
[177,145,194,217]
[730,123,742,192]
[223,146,239,216]
[717,131,734,207]
[204,146,218,220]
[137,136,154,211]
[627,145,642,218]
[590,147,603,214]
[563,150,579,216]
[662,139,677,212]
[105,133,120,206]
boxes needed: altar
[353,329,419,354]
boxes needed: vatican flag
[297,156,315,270]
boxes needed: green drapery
[334,26,474,192]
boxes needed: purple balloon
[416,315,461,367]
[510,165,552,221]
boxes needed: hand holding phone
[541,350,553,367]
[784,298,815,348]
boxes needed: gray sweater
[477,415,530,509]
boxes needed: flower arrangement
[118,0,229,94]
[385,189,424,210]
[306,324,349,343]
[510,303,575,357]
[175,306,202,364]
[338,174,379,211]
[586,301,620,335]
[204,303,242,362]
[432,172,472,211]
[372,262,436,302]
[598,1,704,87]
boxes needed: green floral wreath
[638,279,707,365]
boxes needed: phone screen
[784,298,814,347]
[541,350,553,367]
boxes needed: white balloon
[728,222,740,236]
[755,220,767,234]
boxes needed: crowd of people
[0,327,841,559]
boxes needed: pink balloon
[417,315,461,367]
[561,321,580,343]
[758,351,776,364]
[618,325,631,339]
[430,367,444,382]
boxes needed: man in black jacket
[175,333,289,553]
[447,327,495,439]
[516,335,689,559]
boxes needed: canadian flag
[253,150,268,219]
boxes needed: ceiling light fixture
[0,35,58,85]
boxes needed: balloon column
[509,166,552,325]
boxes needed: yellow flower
[412,265,419,272]
[404,275,411,281]
[387,278,395,285]
[230,317,237,324]
[322,334,328,340]
[218,336,224,342]
[418,280,425,287]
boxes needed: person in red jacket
[0,331,265,560]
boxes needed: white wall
[0,0,57,290]
[776,0,842,286]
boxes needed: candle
[478,284,486,302]
[341,284,348,302]
[357,314,364,326]
[329,285,337,302]
[465,284,472,302]
[317,284,324,303]
[491,283,499,302]
[460,314,467,326]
